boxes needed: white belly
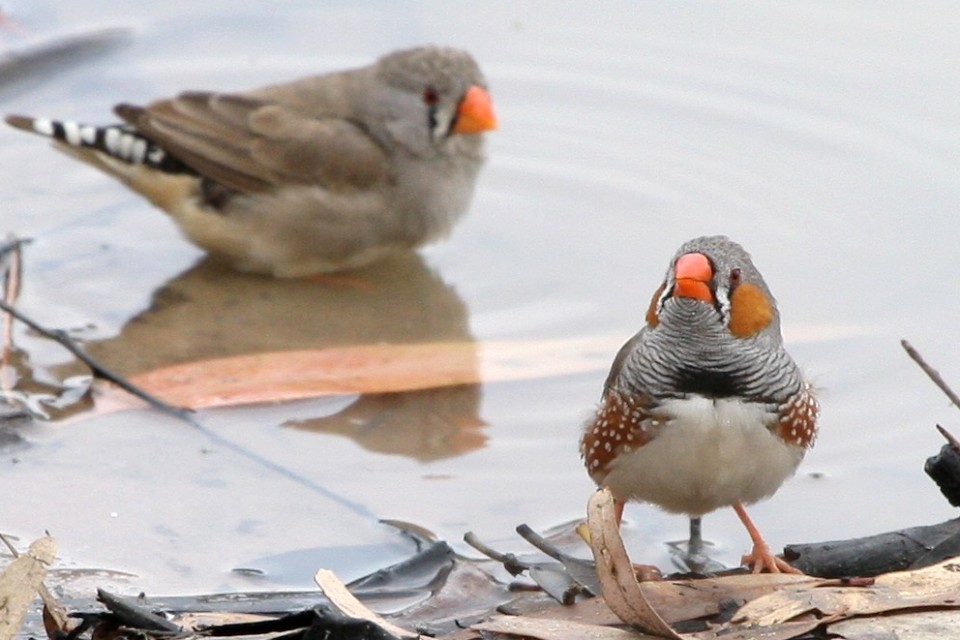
[602,395,805,516]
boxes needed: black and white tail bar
[5,115,190,174]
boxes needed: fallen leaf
[473,615,654,640]
[585,489,680,639]
[0,535,56,640]
[40,581,73,640]
[734,557,960,625]
[175,612,275,630]
[91,338,618,413]
[830,609,960,638]
[315,568,418,639]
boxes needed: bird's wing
[603,330,648,394]
[116,91,389,194]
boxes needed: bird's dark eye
[422,87,439,106]
[729,267,742,286]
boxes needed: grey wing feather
[603,330,647,394]
[115,91,389,194]
[246,104,388,188]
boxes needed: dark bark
[785,518,960,578]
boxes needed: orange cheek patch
[728,282,774,337]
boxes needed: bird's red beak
[673,252,714,302]
[453,85,498,133]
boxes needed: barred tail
[5,114,191,174]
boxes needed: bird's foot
[740,540,802,574]
[667,516,726,574]
[668,543,726,574]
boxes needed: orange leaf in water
[95,338,618,412]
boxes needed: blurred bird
[6,45,497,277]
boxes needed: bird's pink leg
[613,499,625,525]
[732,502,801,574]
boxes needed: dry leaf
[585,489,680,639]
[689,619,824,640]
[40,582,73,640]
[175,612,276,630]
[640,572,810,626]
[734,557,960,625]
[314,568,418,639]
[473,615,658,639]
[830,610,960,638]
[91,338,616,412]
[0,535,56,640]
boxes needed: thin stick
[0,531,19,556]
[515,524,563,560]
[0,295,379,521]
[0,298,194,424]
[936,424,960,452]
[463,531,530,576]
[901,339,960,411]
[1,235,22,346]
[1,236,23,401]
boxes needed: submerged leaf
[92,338,616,412]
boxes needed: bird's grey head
[653,235,783,341]
[374,46,492,153]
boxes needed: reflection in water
[286,385,485,462]
[3,346,93,421]
[54,252,485,460]
[85,252,473,371]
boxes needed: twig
[0,291,379,521]
[462,531,530,576]
[515,524,563,559]
[0,531,19,556]
[0,298,195,425]
[1,236,21,339]
[1,235,23,403]
[901,339,960,410]
[936,424,960,452]
[0,236,28,263]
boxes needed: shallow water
[2,1,960,595]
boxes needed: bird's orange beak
[453,85,498,134]
[673,252,714,302]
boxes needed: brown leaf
[91,338,614,412]
[314,568,418,639]
[733,557,960,625]
[585,489,680,639]
[830,610,960,638]
[40,583,73,640]
[0,535,57,640]
[473,615,655,639]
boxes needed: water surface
[1,1,959,595]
